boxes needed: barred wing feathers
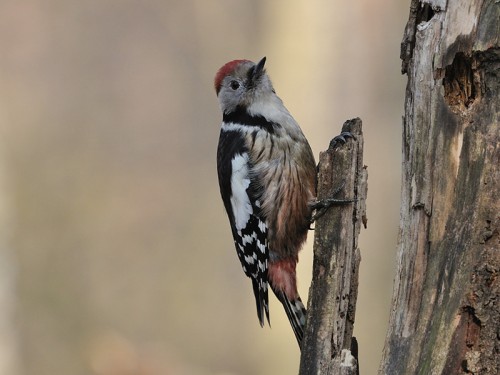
[217,128,270,326]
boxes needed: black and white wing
[217,128,270,326]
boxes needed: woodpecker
[215,56,317,348]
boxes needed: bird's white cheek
[247,95,288,123]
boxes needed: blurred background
[0,1,407,374]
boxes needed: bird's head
[214,57,273,114]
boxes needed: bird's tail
[252,278,270,327]
[273,289,307,349]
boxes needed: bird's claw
[329,131,356,149]
[310,181,356,224]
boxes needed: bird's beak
[249,56,266,83]
[255,56,266,76]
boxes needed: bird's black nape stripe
[223,105,280,134]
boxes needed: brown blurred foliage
[0,1,408,374]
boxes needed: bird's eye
[230,80,240,90]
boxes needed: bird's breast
[246,129,316,257]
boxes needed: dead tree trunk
[380,1,499,374]
[299,118,367,375]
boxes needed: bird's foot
[310,181,356,225]
[329,131,356,149]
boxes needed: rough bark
[299,118,367,375]
[380,1,499,374]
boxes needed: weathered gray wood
[380,0,499,374]
[299,118,367,375]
